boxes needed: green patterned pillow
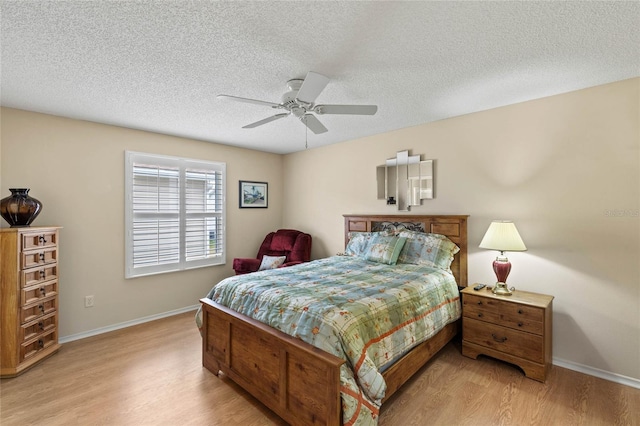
[363,235,407,265]
[397,230,460,271]
[345,231,391,257]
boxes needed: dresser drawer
[20,264,58,288]
[21,230,58,251]
[21,280,58,306]
[20,297,57,324]
[20,329,57,362]
[21,247,58,269]
[20,312,57,343]
[463,293,544,334]
[463,317,544,363]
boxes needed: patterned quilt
[197,255,461,425]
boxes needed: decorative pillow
[344,231,390,257]
[397,230,460,270]
[258,255,287,271]
[363,235,407,265]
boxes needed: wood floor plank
[1,312,638,425]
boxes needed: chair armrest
[233,258,261,275]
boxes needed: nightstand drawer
[463,317,544,363]
[463,293,544,334]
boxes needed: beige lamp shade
[479,221,527,252]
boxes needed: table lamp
[479,220,527,296]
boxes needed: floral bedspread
[197,256,461,425]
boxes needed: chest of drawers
[1,227,61,377]
[461,286,553,382]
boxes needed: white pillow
[258,255,287,271]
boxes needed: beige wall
[0,108,283,337]
[283,78,640,381]
[2,78,638,383]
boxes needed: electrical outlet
[84,295,95,308]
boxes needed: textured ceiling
[1,1,639,154]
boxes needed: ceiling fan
[217,71,378,134]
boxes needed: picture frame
[239,180,268,208]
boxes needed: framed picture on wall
[239,180,268,208]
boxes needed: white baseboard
[553,357,640,390]
[59,305,199,344]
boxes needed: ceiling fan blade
[300,114,328,134]
[296,72,330,105]
[217,94,281,109]
[242,113,289,129]
[314,104,378,115]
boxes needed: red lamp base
[492,255,513,296]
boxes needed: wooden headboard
[343,214,469,287]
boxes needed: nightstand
[461,286,554,382]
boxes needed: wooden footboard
[202,298,460,425]
[201,298,345,426]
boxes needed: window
[125,151,225,278]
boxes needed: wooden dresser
[1,226,61,377]
[461,286,553,382]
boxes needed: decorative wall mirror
[377,150,434,211]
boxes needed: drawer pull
[39,235,47,244]
[38,304,45,313]
[38,321,44,331]
[477,301,483,305]
[477,313,484,318]
[40,287,46,296]
[518,309,523,314]
[39,253,45,261]
[491,334,507,343]
[38,339,44,348]
[518,322,523,327]
[39,270,45,278]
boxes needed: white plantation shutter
[185,169,224,261]
[125,152,226,278]
[132,165,180,268]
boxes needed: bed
[199,214,468,425]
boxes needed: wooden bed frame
[200,214,468,425]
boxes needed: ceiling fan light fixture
[291,107,306,118]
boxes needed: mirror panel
[386,160,397,204]
[377,150,434,210]
[408,159,421,206]
[376,166,386,200]
[396,150,409,211]
[419,160,433,199]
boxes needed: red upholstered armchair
[232,229,312,275]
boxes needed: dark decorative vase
[0,188,43,227]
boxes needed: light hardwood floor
[1,312,638,426]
